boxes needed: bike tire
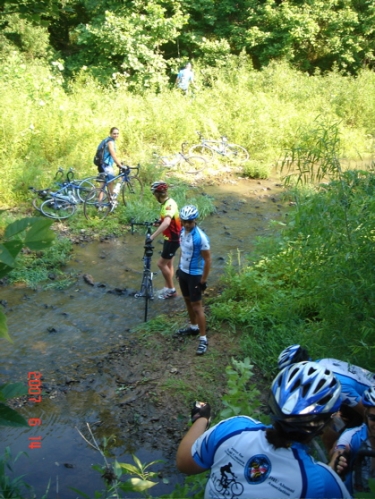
[231,482,244,495]
[83,188,112,220]
[225,144,249,164]
[32,197,44,212]
[188,145,214,161]
[40,199,77,220]
[76,179,97,203]
[121,177,144,206]
[143,275,154,322]
[182,155,207,174]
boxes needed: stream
[0,176,288,498]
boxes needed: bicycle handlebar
[130,219,158,235]
[67,168,75,181]
[119,164,140,175]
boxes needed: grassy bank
[2,57,375,208]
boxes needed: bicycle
[131,220,157,322]
[83,165,143,221]
[30,167,97,213]
[189,131,249,164]
[153,142,208,174]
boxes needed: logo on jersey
[245,454,271,484]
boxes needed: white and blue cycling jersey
[316,359,375,406]
[179,226,210,275]
[336,423,373,494]
[192,416,351,499]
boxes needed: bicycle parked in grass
[30,168,97,220]
[131,219,157,322]
[189,131,249,164]
[83,165,143,220]
[153,142,208,174]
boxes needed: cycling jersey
[179,226,210,275]
[192,416,351,499]
[159,198,181,242]
[316,359,375,406]
[336,423,374,494]
[103,137,115,167]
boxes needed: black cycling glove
[191,401,211,425]
[198,281,207,291]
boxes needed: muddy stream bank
[0,175,289,498]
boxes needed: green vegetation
[211,121,375,376]
[2,57,375,209]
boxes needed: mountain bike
[30,167,97,213]
[131,220,157,322]
[83,165,143,220]
[153,142,207,174]
[189,131,249,164]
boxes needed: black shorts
[179,270,203,302]
[161,240,180,260]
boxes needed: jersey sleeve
[191,416,264,469]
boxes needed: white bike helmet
[278,344,310,370]
[180,205,199,221]
[269,361,341,435]
[150,181,168,194]
[362,387,375,407]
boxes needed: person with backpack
[94,127,123,196]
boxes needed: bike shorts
[102,166,115,181]
[178,269,203,302]
[161,241,180,260]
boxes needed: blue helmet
[278,344,310,370]
[362,387,375,407]
[269,361,341,435]
[180,204,199,221]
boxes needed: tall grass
[1,56,375,207]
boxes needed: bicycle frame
[131,220,156,322]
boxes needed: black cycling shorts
[179,270,203,302]
[161,240,180,260]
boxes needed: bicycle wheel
[225,144,249,164]
[76,179,97,203]
[143,275,154,322]
[83,188,112,220]
[231,482,244,496]
[182,156,208,174]
[40,198,77,220]
[188,144,214,161]
[32,196,44,212]
[121,177,144,206]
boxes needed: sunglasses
[367,414,375,422]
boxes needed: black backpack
[93,138,111,172]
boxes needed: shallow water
[0,176,287,498]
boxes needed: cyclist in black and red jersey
[147,181,181,299]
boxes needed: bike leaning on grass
[30,167,97,213]
[153,142,207,174]
[189,131,249,164]
[131,220,157,322]
[83,165,143,220]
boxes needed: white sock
[199,335,207,341]
[191,324,199,330]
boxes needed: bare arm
[107,140,122,168]
[176,418,210,475]
[150,216,171,241]
[200,249,211,284]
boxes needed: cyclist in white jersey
[278,345,374,414]
[278,344,375,451]
[174,205,211,355]
[176,361,351,498]
[331,386,375,495]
